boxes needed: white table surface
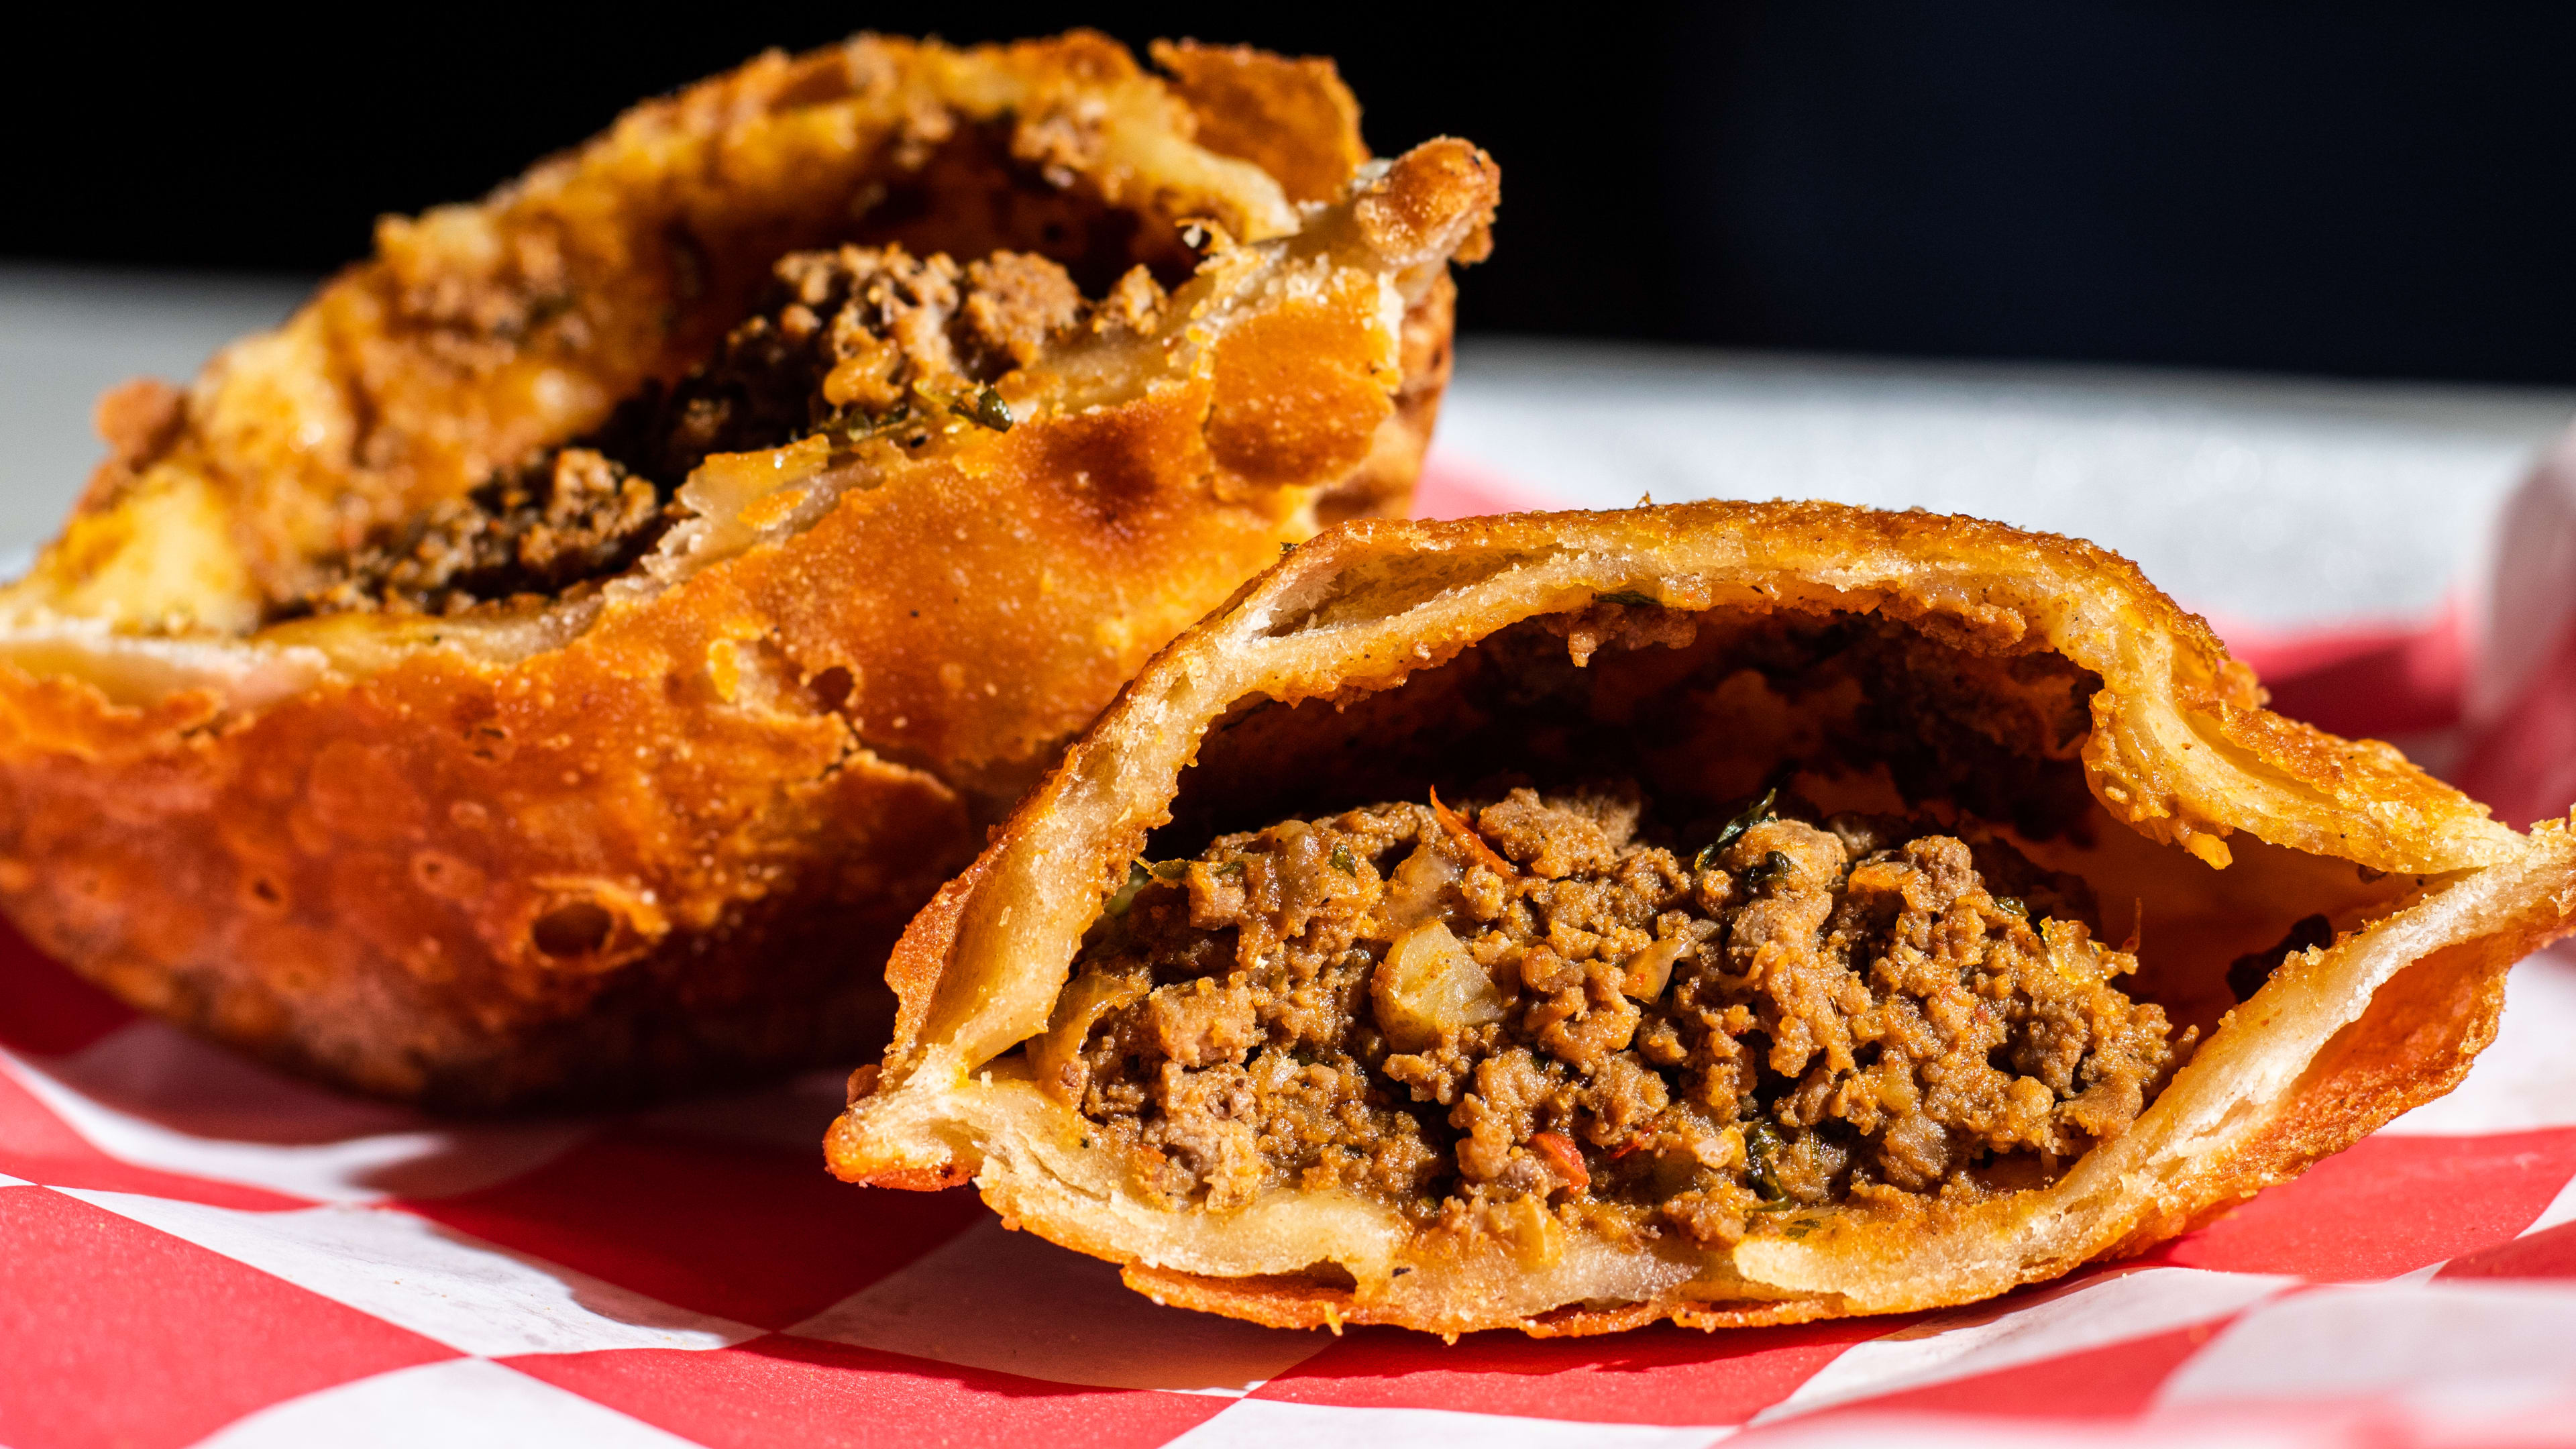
[5,264,2569,631]
[1436,339,2575,630]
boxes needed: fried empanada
[0,32,1497,1108]
[828,502,2576,1336]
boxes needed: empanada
[828,502,2576,1335]
[0,33,1496,1108]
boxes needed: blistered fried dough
[0,33,1497,1108]
[828,501,2576,1336]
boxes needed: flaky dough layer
[0,33,1497,1108]
[828,501,2576,1335]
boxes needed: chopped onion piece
[1382,840,1462,935]
[1373,920,1506,1051]
[1620,937,1687,1000]
[1032,967,1148,1102]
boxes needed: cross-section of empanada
[0,32,1497,1108]
[828,502,2576,1336]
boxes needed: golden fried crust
[827,500,2576,1336]
[31,30,1413,619]
[1151,40,1371,206]
[0,34,1498,1109]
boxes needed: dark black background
[9,3,2571,381]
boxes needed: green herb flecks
[1994,896,2029,918]
[1150,859,1190,883]
[1744,1120,1793,1208]
[1330,845,1357,875]
[1693,768,1794,872]
[1103,861,1152,918]
[1745,850,1796,889]
[898,380,1014,433]
[1214,859,1247,879]
[956,384,1014,431]
[833,400,914,445]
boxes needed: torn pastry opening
[256,130,1257,639]
[1026,603,2433,1250]
[269,241,1134,622]
[1,34,1493,701]
[0,34,1503,1112]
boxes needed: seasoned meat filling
[599,244,1087,487]
[1046,782,2190,1245]
[287,447,666,618]
[282,244,1112,619]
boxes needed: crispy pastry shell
[828,501,2576,1336]
[0,33,1497,1108]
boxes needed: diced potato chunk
[1373,920,1506,1051]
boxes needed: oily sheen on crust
[827,501,2576,1336]
[0,32,1497,1108]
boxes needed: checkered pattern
[11,459,2576,1448]
[11,922,2576,1449]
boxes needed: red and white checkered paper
[12,449,2576,1449]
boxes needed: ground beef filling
[287,447,665,618]
[282,244,1112,618]
[1045,783,2190,1248]
[595,244,1087,485]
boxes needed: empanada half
[828,502,2576,1336]
[0,32,1496,1108]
